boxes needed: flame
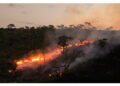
[67,40,94,48]
[15,40,94,69]
[31,58,40,62]
[16,60,23,65]
[15,48,62,69]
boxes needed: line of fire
[12,40,94,78]
[0,24,118,83]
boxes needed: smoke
[42,27,120,71]
[63,4,120,30]
[16,24,120,80]
[69,43,110,69]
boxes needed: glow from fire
[16,60,23,65]
[15,40,94,70]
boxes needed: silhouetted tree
[57,25,65,29]
[69,25,75,28]
[77,24,84,29]
[97,38,108,48]
[7,24,15,29]
[84,22,91,26]
[58,35,72,52]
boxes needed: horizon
[0,3,120,30]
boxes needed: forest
[0,23,120,83]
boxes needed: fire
[67,40,94,48]
[16,60,23,65]
[16,56,45,65]
[15,40,94,69]
[31,58,40,62]
[24,60,29,62]
[48,72,63,78]
[31,57,44,62]
[15,49,62,69]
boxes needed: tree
[25,26,29,29]
[57,24,65,29]
[84,22,91,26]
[77,24,84,29]
[7,24,15,29]
[58,35,72,52]
[69,25,75,29]
[97,38,108,48]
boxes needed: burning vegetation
[0,23,120,82]
[15,40,94,70]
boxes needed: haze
[0,3,120,29]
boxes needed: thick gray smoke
[17,23,120,79]
[42,23,120,71]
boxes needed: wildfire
[16,57,44,65]
[67,40,94,48]
[15,48,62,69]
[15,40,94,69]
[16,60,23,65]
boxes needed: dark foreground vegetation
[0,23,120,83]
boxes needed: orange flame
[16,60,23,65]
[15,40,94,69]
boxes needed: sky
[0,3,120,29]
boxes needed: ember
[8,69,15,75]
[8,70,13,73]
[48,73,52,77]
